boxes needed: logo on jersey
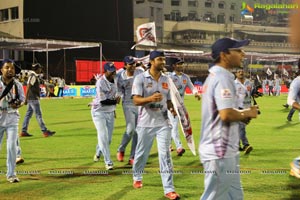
[183,79,187,84]
[146,82,153,88]
[221,89,233,99]
[162,82,168,89]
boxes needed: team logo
[146,82,153,88]
[183,79,187,84]
[221,89,233,99]
[162,82,168,89]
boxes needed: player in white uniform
[287,61,300,177]
[235,69,253,155]
[0,59,25,183]
[199,38,258,199]
[274,74,281,96]
[168,58,200,156]
[116,56,143,165]
[91,62,120,170]
[131,51,180,200]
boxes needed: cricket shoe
[20,131,32,137]
[117,151,124,162]
[165,191,180,200]
[16,157,24,164]
[7,176,20,183]
[244,145,253,155]
[43,130,56,137]
[133,180,143,188]
[105,164,114,170]
[93,154,100,162]
[128,158,134,165]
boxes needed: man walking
[116,56,143,165]
[235,69,254,154]
[199,38,258,199]
[132,51,180,200]
[168,58,200,156]
[20,63,55,137]
[0,59,25,182]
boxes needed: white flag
[283,68,289,76]
[266,68,272,76]
[168,78,196,155]
[131,22,156,49]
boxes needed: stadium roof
[0,38,100,52]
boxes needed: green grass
[0,95,300,199]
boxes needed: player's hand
[115,96,121,104]
[169,107,177,117]
[151,92,163,102]
[195,93,201,101]
[241,117,251,125]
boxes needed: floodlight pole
[46,41,49,80]
[63,49,66,80]
[100,43,102,74]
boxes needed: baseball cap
[173,58,184,65]
[123,56,135,65]
[149,50,165,60]
[1,59,22,74]
[104,62,116,72]
[211,38,250,60]
[32,63,43,71]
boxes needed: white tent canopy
[0,37,102,79]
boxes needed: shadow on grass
[282,177,300,200]
[50,119,91,125]
[273,122,300,130]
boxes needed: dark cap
[173,58,184,65]
[149,50,165,60]
[32,63,42,71]
[211,38,250,60]
[104,62,116,72]
[1,59,21,74]
[123,56,135,65]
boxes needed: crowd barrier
[23,84,288,98]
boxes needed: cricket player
[287,61,300,177]
[116,56,143,165]
[168,58,200,156]
[132,51,180,200]
[91,62,120,170]
[199,38,258,199]
[235,69,253,155]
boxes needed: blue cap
[1,59,21,74]
[104,62,116,72]
[149,50,165,60]
[173,58,184,65]
[124,56,135,65]
[211,38,250,60]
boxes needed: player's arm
[133,92,163,106]
[219,107,258,124]
[186,76,201,100]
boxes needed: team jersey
[169,72,197,98]
[199,65,239,162]
[91,75,118,112]
[132,70,171,127]
[116,68,143,106]
[235,78,252,109]
[287,76,300,106]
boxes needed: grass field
[0,94,300,200]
